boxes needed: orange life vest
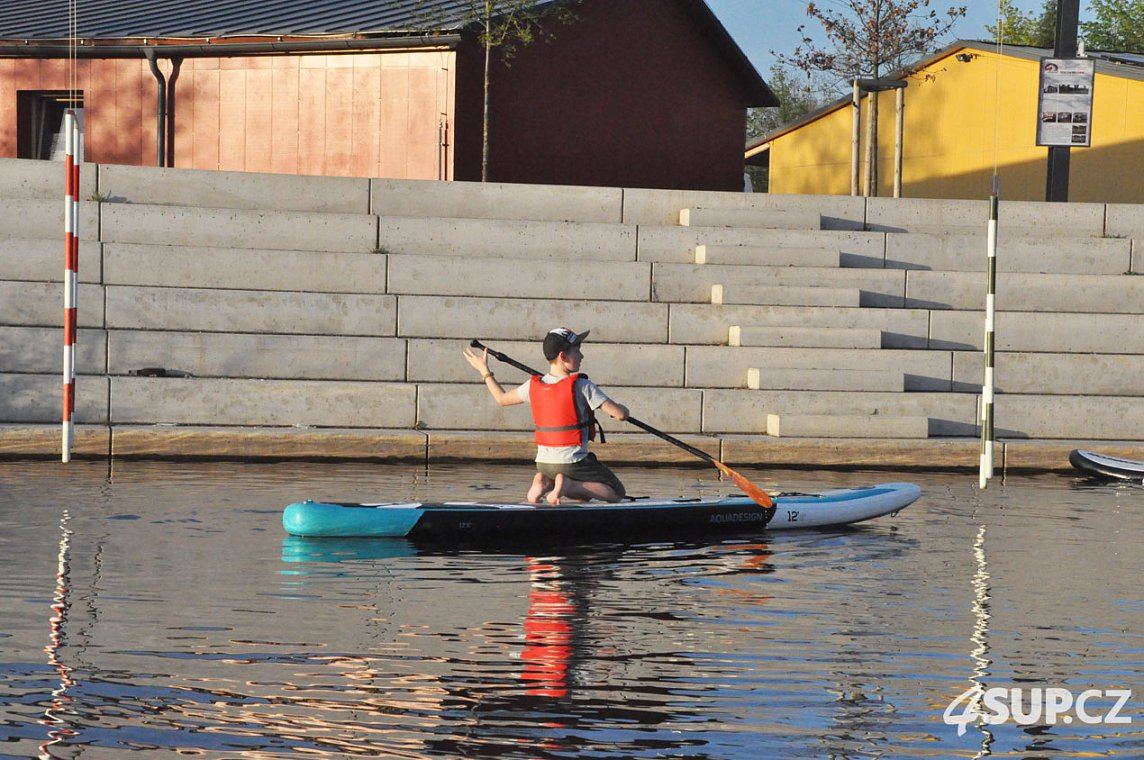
[530,374,592,447]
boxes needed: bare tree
[778,0,966,195]
[421,0,577,181]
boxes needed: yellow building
[749,41,1144,203]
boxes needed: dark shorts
[536,453,626,499]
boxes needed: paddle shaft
[622,416,721,464]
[470,339,774,509]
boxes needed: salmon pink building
[0,0,775,191]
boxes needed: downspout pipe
[143,47,166,167]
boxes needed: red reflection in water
[521,559,575,698]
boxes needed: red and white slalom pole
[62,109,80,463]
[979,177,999,489]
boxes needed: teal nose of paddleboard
[283,501,423,537]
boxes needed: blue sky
[705,0,1083,74]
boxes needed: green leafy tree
[420,0,577,181]
[1082,0,1144,52]
[985,0,1142,53]
[985,0,1055,46]
[776,0,967,195]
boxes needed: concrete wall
[2,158,1142,464]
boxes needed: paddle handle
[470,339,541,377]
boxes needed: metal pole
[980,177,999,489]
[863,90,876,196]
[851,80,860,196]
[894,86,904,198]
[1045,0,1081,202]
[62,110,80,462]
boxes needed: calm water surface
[0,459,1140,759]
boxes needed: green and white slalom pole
[979,177,999,489]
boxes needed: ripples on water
[0,459,1140,759]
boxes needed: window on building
[17,91,84,160]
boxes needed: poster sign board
[1037,57,1095,147]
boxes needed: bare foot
[545,473,566,505]
[527,472,552,504]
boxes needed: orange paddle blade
[714,461,774,508]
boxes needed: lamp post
[1045,0,1081,202]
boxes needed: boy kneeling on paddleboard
[463,328,628,505]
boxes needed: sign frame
[1036,57,1095,147]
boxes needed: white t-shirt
[516,374,611,464]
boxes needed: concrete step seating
[7,379,1139,444]
[11,276,1135,356]
[652,263,906,306]
[383,214,875,264]
[951,351,1144,395]
[679,207,822,230]
[8,157,1139,239]
[10,326,1143,397]
[386,254,649,300]
[6,366,1138,441]
[884,231,1136,274]
[671,303,927,348]
[702,388,1142,440]
[905,270,1144,313]
[94,162,630,222]
[1,237,103,283]
[101,243,388,293]
[0,273,964,356]
[687,344,1144,395]
[746,367,902,392]
[106,200,380,253]
[711,283,859,307]
[29,234,1139,316]
[929,309,1144,353]
[694,244,840,267]
[667,298,1144,354]
[677,302,925,343]
[729,325,883,349]
[686,345,955,392]
[4,157,1144,448]
[638,226,884,265]
[380,214,636,261]
[11,319,1142,408]
[766,413,929,439]
[16,159,1140,239]
[866,196,1116,236]
[24,189,1131,277]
